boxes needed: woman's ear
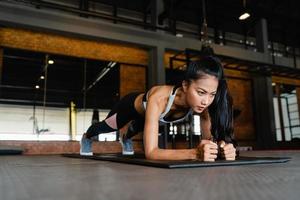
[182,80,188,92]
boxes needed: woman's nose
[201,95,209,105]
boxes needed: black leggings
[85,92,145,139]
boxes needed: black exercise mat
[62,153,291,169]
[0,146,23,155]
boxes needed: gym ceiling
[1,0,300,108]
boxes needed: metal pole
[83,59,87,109]
[276,84,286,141]
[201,0,208,43]
[70,101,77,140]
[42,54,49,133]
[82,59,87,137]
[285,96,293,139]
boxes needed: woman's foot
[80,133,93,156]
[119,135,134,155]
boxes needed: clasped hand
[196,140,236,162]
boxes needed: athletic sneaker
[80,133,93,156]
[119,135,134,155]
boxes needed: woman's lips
[196,106,205,112]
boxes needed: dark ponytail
[184,56,235,144]
[208,79,234,143]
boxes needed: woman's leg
[124,117,145,139]
[85,116,117,138]
[118,117,145,155]
[84,92,143,138]
[80,92,142,155]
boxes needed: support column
[296,88,300,121]
[0,48,3,85]
[275,84,286,141]
[152,0,167,34]
[252,76,276,149]
[148,46,165,88]
[155,0,164,26]
[255,18,269,53]
[0,48,3,97]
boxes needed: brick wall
[0,140,144,155]
[0,28,148,65]
[119,64,146,97]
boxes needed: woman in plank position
[80,56,236,161]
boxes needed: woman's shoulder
[146,85,174,103]
[148,85,174,96]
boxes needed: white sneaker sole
[80,151,93,156]
[80,136,93,156]
[122,151,134,155]
[119,139,134,155]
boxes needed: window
[0,48,119,141]
[273,83,300,142]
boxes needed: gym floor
[1,150,299,200]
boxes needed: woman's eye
[197,91,205,95]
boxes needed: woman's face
[183,74,219,113]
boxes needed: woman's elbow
[145,148,159,160]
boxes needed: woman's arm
[143,94,198,160]
[199,111,236,160]
[143,95,217,161]
[199,109,212,140]
[218,141,236,160]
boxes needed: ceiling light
[239,12,250,20]
[40,76,45,80]
[239,0,250,21]
[35,85,40,89]
[48,60,54,64]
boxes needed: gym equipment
[62,153,291,169]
